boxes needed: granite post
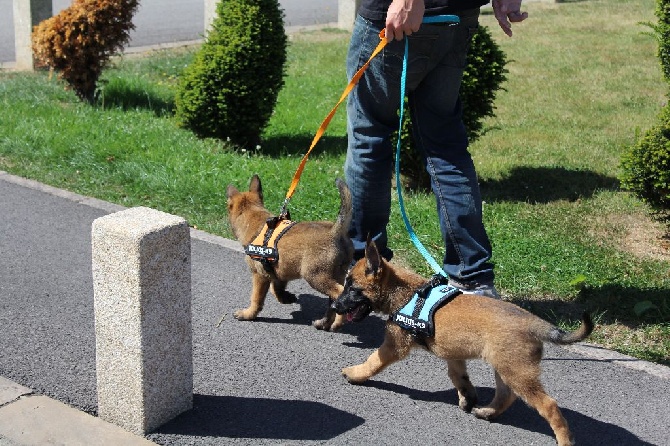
[92,207,193,435]
[338,0,360,30]
[12,0,52,70]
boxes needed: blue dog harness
[392,274,461,339]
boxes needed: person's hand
[492,0,528,37]
[385,0,425,41]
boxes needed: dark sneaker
[449,280,501,299]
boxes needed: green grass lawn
[1,0,668,365]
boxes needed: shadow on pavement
[151,394,365,441]
[361,381,654,445]
[293,293,387,348]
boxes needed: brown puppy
[332,239,593,446]
[226,175,353,331]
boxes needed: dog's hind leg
[447,360,478,412]
[486,364,574,446]
[234,273,270,320]
[471,370,516,420]
[271,280,297,304]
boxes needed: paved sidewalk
[0,377,154,445]
[1,171,669,445]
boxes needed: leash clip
[279,198,291,220]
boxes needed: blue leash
[394,14,460,278]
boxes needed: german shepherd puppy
[332,238,593,446]
[226,175,353,331]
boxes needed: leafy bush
[399,25,508,189]
[32,0,139,102]
[652,0,670,82]
[620,104,670,218]
[620,0,670,219]
[175,0,287,148]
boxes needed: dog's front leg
[342,325,412,384]
[234,272,270,320]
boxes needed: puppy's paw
[472,407,497,421]
[312,317,330,331]
[458,395,477,413]
[313,317,343,332]
[341,366,368,384]
[233,308,258,320]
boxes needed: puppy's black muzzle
[332,276,372,322]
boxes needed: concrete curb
[566,343,670,380]
[0,171,242,254]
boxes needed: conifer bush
[32,0,139,102]
[620,105,670,219]
[620,0,670,219]
[175,0,287,148]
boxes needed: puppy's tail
[332,178,353,237]
[538,312,594,345]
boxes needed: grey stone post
[12,0,52,70]
[92,207,193,435]
[204,0,218,35]
[338,0,360,30]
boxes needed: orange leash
[279,30,389,217]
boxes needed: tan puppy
[226,175,353,331]
[332,239,593,446]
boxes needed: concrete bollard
[338,0,360,31]
[13,0,52,70]
[92,207,193,435]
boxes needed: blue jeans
[344,9,495,286]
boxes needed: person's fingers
[508,11,528,23]
[495,15,513,37]
[384,24,398,41]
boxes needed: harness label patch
[392,279,461,338]
[245,244,277,259]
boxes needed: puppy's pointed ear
[226,185,239,200]
[365,235,381,276]
[249,175,263,201]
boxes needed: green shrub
[32,0,139,102]
[620,104,670,218]
[620,0,670,219]
[653,0,670,82]
[399,25,508,189]
[175,0,287,148]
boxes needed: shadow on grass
[479,166,619,204]
[260,134,348,158]
[95,80,174,117]
[512,284,669,328]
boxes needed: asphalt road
[0,0,339,63]
[1,172,669,445]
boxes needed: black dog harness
[391,274,461,340]
[245,216,296,271]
